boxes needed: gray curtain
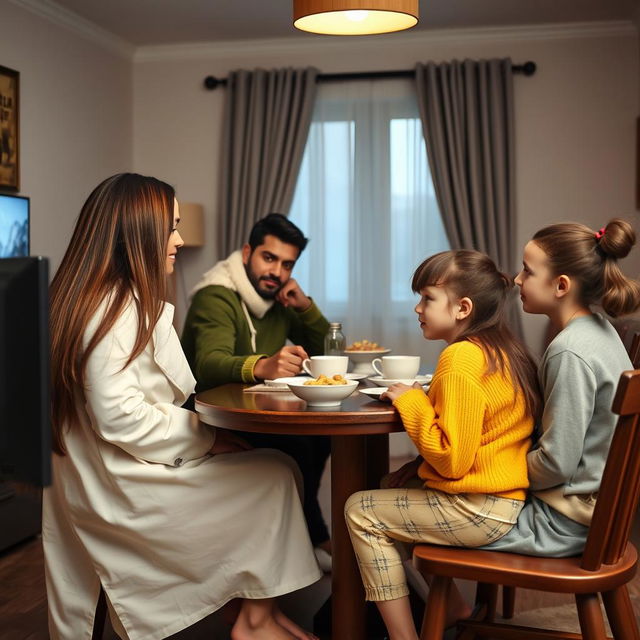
[415,58,522,334]
[218,67,318,255]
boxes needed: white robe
[42,299,322,640]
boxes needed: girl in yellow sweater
[345,250,541,640]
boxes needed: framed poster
[0,65,19,192]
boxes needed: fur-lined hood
[189,250,274,320]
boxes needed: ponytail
[597,219,640,317]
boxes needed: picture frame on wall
[0,65,19,192]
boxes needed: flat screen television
[0,193,29,258]
[0,256,50,486]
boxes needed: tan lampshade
[178,202,204,247]
[293,0,418,35]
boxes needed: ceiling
[47,0,638,47]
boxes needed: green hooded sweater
[182,285,329,390]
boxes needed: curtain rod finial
[521,61,536,76]
[204,76,223,90]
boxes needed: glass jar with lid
[324,322,346,355]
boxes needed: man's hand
[209,429,253,455]
[380,381,423,403]
[276,278,311,311]
[253,345,309,380]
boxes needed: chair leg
[475,582,498,621]
[91,586,107,640]
[602,586,640,640]
[576,593,608,640]
[420,575,452,640]
[502,586,516,619]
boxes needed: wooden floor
[2,459,640,639]
[3,533,640,639]
[0,536,49,640]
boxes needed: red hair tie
[595,227,606,240]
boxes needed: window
[289,79,449,362]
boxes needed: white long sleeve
[83,302,214,466]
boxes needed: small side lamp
[170,202,204,328]
[178,202,205,247]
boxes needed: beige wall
[133,24,639,353]
[2,5,635,354]
[635,6,640,78]
[0,0,133,275]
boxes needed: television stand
[0,483,41,552]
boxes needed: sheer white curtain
[289,79,450,372]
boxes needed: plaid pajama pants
[344,488,523,601]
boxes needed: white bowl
[344,348,391,375]
[285,378,359,407]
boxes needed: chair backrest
[630,332,640,368]
[582,370,640,571]
[610,315,640,353]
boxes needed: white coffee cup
[302,355,349,378]
[371,355,420,380]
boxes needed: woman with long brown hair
[345,250,541,640]
[43,174,321,640]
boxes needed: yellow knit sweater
[394,340,533,500]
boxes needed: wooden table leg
[366,433,389,487]
[331,434,367,640]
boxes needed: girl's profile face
[514,241,557,314]
[414,284,462,344]
[166,199,184,275]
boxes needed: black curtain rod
[203,61,536,90]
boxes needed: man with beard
[182,213,332,567]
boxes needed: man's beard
[245,263,283,300]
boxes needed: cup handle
[371,358,383,377]
[302,359,313,377]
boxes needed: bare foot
[231,615,296,640]
[274,608,319,639]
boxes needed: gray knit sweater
[482,313,632,556]
[529,313,632,524]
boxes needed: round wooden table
[196,383,403,640]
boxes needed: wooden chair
[500,331,640,622]
[612,316,640,360]
[412,369,640,640]
[630,333,640,369]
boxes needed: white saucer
[368,374,432,387]
[345,373,368,381]
[359,387,389,399]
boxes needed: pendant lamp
[293,0,419,35]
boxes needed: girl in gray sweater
[484,218,640,556]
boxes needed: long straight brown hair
[412,250,542,421]
[50,173,175,455]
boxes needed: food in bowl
[304,374,348,386]
[286,377,358,407]
[345,339,386,352]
